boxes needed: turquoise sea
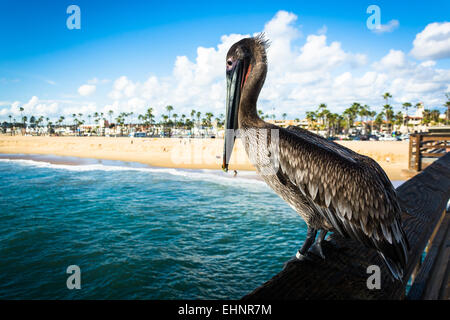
[0,154,404,299]
[0,154,308,299]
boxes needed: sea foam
[0,158,268,189]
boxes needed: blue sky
[0,0,449,121]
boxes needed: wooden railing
[243,152,450,300]
[409,133,450,171]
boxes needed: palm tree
[205,112,214,126]
[343,103,359,133]
[172,113,178,128]
[444,93,450,125]
[145,107,154,128]
[327,112,338,136]
[383,104,394,133]
[358,104,371,133]
[37,116,44,134]
[19,107,24,124]
[108,110,114,125]
[282,113,287,120]
[316,103,328,128]
[258,109,264,120]
[382,92,392,105]
[422,109,432,125]
[402,102,411,117]
[218,113,225,128]
[305,111,316,130]
[343,109,353,134]
[374,113,384,131]
[93,112,99,129]
[138,114,145,128]
[129,112,134,127]
[19,106,25,133]
[402,102,412,129]
[29,115,36,129]
[166,105,174,119]
[394,111,403,128]
[430,109,440,123]
[368,110,376,133]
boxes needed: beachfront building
[398,103,444,133]
[266,119,308,128]
[406,103,426,127]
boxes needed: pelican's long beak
[222,60,244,172]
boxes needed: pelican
[222,35,409,280]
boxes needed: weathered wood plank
[422,135,450,142]
[243,152,450,300]
[407,212,449,300]
[421,153,445,158]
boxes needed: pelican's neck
[238,58,267,128]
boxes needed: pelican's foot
[283,251,309,269]
[296,250,306,260]
[310,242,326,259]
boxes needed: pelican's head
[222,35,269,172]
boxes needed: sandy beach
[0,135,413,180]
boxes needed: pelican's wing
[274,126,409,279]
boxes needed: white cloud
[95,13,449,119]
[78,84,96,96]
[87,77,109,85]
[372,19,399,34]
[411,22,450,60]
[420,60,436,68]
[2,12,449,122]
[373,49,407,69]
[0,96,61,118]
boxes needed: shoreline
[0,136,415,181]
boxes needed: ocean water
[0,154,405,299]
[0,155,307,299]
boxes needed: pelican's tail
[375,220,409,281]
[379,252,405,281]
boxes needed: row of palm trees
[5,92,449,135]
[5,105,227,135]
[133,106,224,131]
[301,92,449,135]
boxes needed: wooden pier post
[409,133,450,172]
[243,153,450,300]
[415,134,422,171]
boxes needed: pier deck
[244,152,450,300]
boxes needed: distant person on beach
[233,170,238,177]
